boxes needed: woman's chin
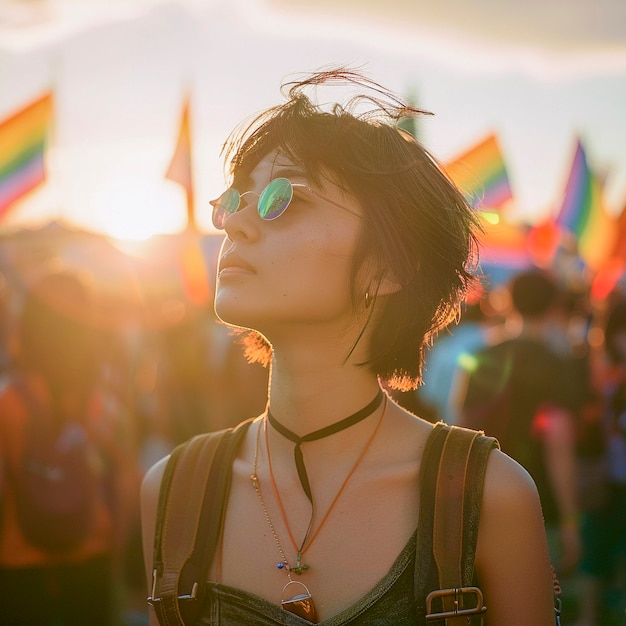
[214,301,258,331]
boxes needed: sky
[0,0,625,240]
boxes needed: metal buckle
[147,568,198,606]
[554,596,562,626]
[425,586,487,621]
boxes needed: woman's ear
[374,273,403,297]
[357,259,404,301]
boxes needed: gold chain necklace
[251,419,292,573]
[251,419,319,621]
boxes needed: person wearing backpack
[458,271,583,610]
[141,68,559,625]
[0,269,116,625]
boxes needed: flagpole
[187,183,197,232]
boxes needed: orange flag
[166,97,195,230]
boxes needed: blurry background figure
[0,267,133,626]
[576,299,626,626]
[149,308,268,448]
[152,308,215,445]
[202,321,269,431]
[457,270,587,614]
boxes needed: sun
[93,175,188,242]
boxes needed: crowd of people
[0,265,268,625]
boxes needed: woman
[142,69,556,625]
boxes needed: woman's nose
[223,202,260,241]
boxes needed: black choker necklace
[267,389,384,503]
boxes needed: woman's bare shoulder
[141,455,171,501]
[482,448,542,509]
[474,449,555,624]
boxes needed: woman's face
[214,152,364,343]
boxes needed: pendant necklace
[250,390,387,621]
[252,421,318,622]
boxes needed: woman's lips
[219,266,254,278]
[218,254,256,277]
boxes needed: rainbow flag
[555,139,615,271]
[0,93,52,218]
[445,133,513,210]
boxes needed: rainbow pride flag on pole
[445,133,513,211]
[0,93,52,219]
[555,139,615,271]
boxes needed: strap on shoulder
[433,424,480,592]
[416,422,498,624]
[149,419,252,625]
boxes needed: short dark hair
[220,69,479,390]
[510,270,558,318]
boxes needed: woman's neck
[267,357,381,436]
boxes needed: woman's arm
[475,449,556,626]
[140,456,170,626]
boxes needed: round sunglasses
[210,177,359,230]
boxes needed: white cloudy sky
[0,0,625,238]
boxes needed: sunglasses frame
[210,177,359,230]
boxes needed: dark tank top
[198,531,418,625]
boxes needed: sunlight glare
[93,176,187,242]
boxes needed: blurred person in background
[575,299,626,626]
[459,270,582,579]
[0,268,129,625]
[153,307,268,445]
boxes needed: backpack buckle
[178,582,199,601]
[147,568,198,606]
[425,586,487,621]
[147,569,161,606]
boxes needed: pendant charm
[290,553,309,576]
[281,581,318,623]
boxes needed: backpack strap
[149,419,252,625]
[416,422,498,625]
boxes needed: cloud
[263,0,626,77]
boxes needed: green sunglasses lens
[212,188,241,229]
[258,178,293,220]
